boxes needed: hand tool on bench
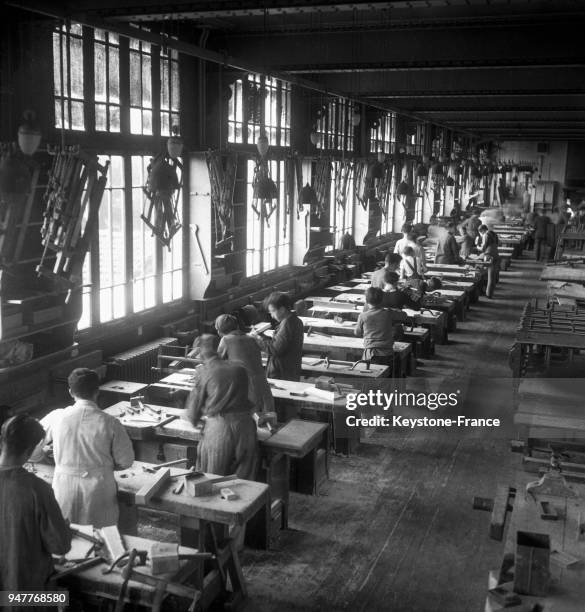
[131,395,162,416]
[142,458,189,473]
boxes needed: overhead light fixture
[167,125,184,159]
[377,151,386,164]
[300,183,318,206]
[351,110,361,127]
[310,130,319,146]
[256,129,269,157]
[17,110,41,156]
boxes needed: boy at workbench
[354,287,396,374]
[31,368,134,528]
[186,334,258,481]
[0,414,71,594]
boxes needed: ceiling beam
[221,23,583,71]
[282,60,585,74]
[366,90,585,99]
[411,108,585,114]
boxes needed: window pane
[130,108,141,133]
[112,285,125,319]
[100,288,112,323]
[71,101,84,130]
[52,25,84,130]
[133,280,144,313]
[70,36,84,98]
[109,106,120,132]
[142,110,152,135]
[53,34,61,94]
[94,43,106,102]
[129,51,141,106]
[97,155,126,323]
[142,55,152,106]
[54,99,63,129]
[95,104,107,131]
[109,47,120,103]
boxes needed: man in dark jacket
[435,222,461,264]
[0,415,71,596]
[533,210,551,262]
[253,292,304,381]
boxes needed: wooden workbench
[264,328,413,378]
[54,533,212,611]
[547,281,585,306]
[31,460,269,598]
[510,300,585,378]
[107,398,330,508]
[313,291,458,326]
[514,378,585,454]
[486,473,585,612]
[540,265,585,283]
[307,300,448,344]
[299,315,432,358]
[337,281,470,318]
[146,370,356,455]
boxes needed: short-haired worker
[354,287,396,373]
[252,292,304,381]
[0,415,71,592]
[31,368,134,528]
[215,314,275,415]
[371,253,402,289]
[185,334,258,480]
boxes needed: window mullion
[89,225,100,327]
[124,156,134,315]
[152,44,161,137]
[83,26,95,132]
[119,36,130,134]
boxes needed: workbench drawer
[133,440,197,467]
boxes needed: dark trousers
[370,354,394,378]
[535,238,546,261]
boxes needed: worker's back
[49,401,134,527]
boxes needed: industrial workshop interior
[1,0,585,610]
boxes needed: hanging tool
[190,224,209,275]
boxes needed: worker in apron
[31,368,134,528]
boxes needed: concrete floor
[138,244,549,612]
[237,255,547,612]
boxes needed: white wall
[499,140,568,209]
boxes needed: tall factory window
[160,45,180,137]
[162,161,184,303]
[94,29,121,132]
[329,161,355,249]
[228,74,291,147]
[129,38,153,135]
[131,156,157,312]
[53,26,181,137]
[246,159,290,276]
[370,112,396,154]
[78,155,184,328]
[53,23,85,130]
[96,155,126,323]
[314,98,355,152]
